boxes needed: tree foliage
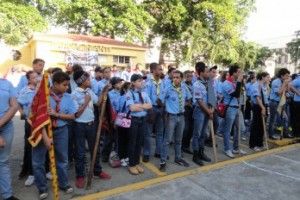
[0,0,47,45]
[286,31,300,66]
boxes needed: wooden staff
[44,73,59,200]
[209,110,218,162]
[86,86,109,189]
[261,116,269,150]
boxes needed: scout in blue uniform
[16,58,44,94]
[159,70,191,171]
[221,64,246,158]
[71,71,111,189]
[0,76,19,200]
[244,74,256,124]
[268,68,290,140]
[116,82,132,167]
[32,72,75,199]
[181,70,194,154]
[126,74,152,175]
[17,71,51,186]
[249,72,270,151]
[290,74,300,137]
[191,63,212,166]
[142,63,164,162]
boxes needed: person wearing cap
[71,70,111,189]
[125,74,152,175]
[142,62,164,162]
[159,70,192,171]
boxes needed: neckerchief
[173,83,184,113]
[226,76,237,89]
[50,90,63,128]
[151,75,162,95]
[75,87,93,109]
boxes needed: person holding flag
[30,72,75,199]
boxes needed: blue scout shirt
[117,94,130,113]
[108,89,121,112]
[93,79,110,96]
[193,79,208,106]
[292,75,300,102]
[125,89,151,117]
[245,82,254,97]
[250,82,269,105]
[144,75,163,106]
[160,83,192,114]
[17,74,43,94]
[50,92,76,127]
[0,79,17,118]
[72,88,98,123]
[17,86,36,117]
[222,80,239,106]
[161,77,172,91]
[269,78,283,102]
[91,78,101,96]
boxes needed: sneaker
[25,175,35,186]
[269,135,280,140]
[252,147,262,152]
[136,165,144,173]
[159,162,166,172]
[175,158,190,167]
[232,149,247,155]
[241,136,247,141]
[121,159,128,167]
[39,192,48,200]
[142,155,150,163]
[224,150,235,158]
[61,185,73,194]
[97,171,111,180]
[125,157,129,164]
[128,166,139,175]
[46,172,52,180]
[75,177,85,189]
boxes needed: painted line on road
[142,161,167,177]
[76,143,300,200]
[272,154,300,164]
[242,161,300,181]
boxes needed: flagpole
[86,85,109,189]
[44,73,60,200]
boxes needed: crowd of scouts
[0,58,299,200]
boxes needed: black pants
[20,120,49,176]
[128,117,146,167]
[244,97,252,121]
[117,126,130,159]
[182,106,193,149]
[249,105,264,148]
[292,101,300,137]
[68,120,76,163]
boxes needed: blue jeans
[0,121,14,199]
[74,122,102,178]
[223,107,239,151]
[32,125,69,192]
[161,114,185,162]
[268,100,279,137]
[146,106,164,156]
[192,107,209,151]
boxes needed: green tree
[286,31,300,66]
[55,0,155,42]
[0,0,47,45]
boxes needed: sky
[244,0,300,48]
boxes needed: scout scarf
[173,83,184,112]
[151,75,162,95]
[50,91,63,128]
[75,87,94,109]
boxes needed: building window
[113,55,130,64]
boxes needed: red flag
[28,74,51,147]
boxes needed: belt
[131,116,146,119]
[228,105,239,109]
[167,112,184,116]
[77,121,94,126]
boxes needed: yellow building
[0,33,147,75]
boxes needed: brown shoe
[128,166,139,175]
[136,165,144,173]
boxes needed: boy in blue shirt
[32,72,75,199]
[192,62,212,166]
[0,76,19,200]
[268,68,290,140]
[126,74,152,175]
[221,64,246,158]
[159,70,191,171]
[290,74,300,137]
[72,70,111,188]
